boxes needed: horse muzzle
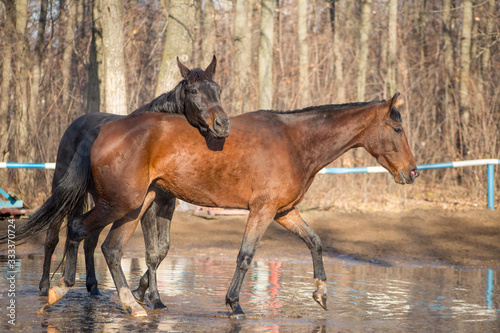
[396,167,419,185]
[210,115,231,139]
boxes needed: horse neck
[132,83,183,115]
[285,104,378,173]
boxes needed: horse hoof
[313,292,328,310]
[39,289,48,297]
[131,308,148,317]
[230,313,246,320]
[48,287,61,305]
[132,289,145,304]
[152,301,168,310]
[88,285,102,296]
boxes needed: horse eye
[189,89,197,94]
[394,127,402,134]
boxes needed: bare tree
[101,0,128,115]
[0,0,15,152]
[258,0,274,109]
[87,0,104,113]
[357,0,372,101]
[386,0,397,96]
[459,0,472,153]
[61,0,77,112]
[297,0,310,107]
[330,0,345,103]
[481,0,495,84]
[201,0,215,66]
[156,0,195,96]
[232,0,252,114]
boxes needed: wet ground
[1,209,500,332]
[1,253,499,332]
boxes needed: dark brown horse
[32,93,418,317]
[3,57,230,310]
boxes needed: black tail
[0,138,93,244]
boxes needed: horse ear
[205,55,217,79]
[385,92,402,122]
[384,92,400,114]
[390,92,400,108]
[177,57,191,80]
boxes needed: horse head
[177,56,230,139]
[363,92,419,184]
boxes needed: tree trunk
[442,0,456,156]
[297,0,310,107]
[61,0,77,112]
[481,0,494,86]
[156,0,195,96]
[13,0,31,192]
[357,0,372,101]
[14,0,29,152]
[201,0,215,66]
[459,0,472,149]
[232,0,252,114]
[258,0,274,110]
[101,0,128,115]
[386,0,397,96]
[330,0,345,103]
[417,0,427,69]
[87,0,104,113]
[0,0,15,151]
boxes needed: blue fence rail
[1,159,499,210]
[319,159,499,210]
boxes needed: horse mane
[131,81,184,115]
[131,68,214,115]
[266,100,384,115]
[266,99,402,122]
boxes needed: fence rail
[318,159,499,210]
[2,159,498,210]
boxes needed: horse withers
[28,92,418,317]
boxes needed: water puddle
[1,253,499,332]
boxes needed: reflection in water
[0,254,499,332]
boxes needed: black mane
[131,81,184,115]
[266,100,384,115]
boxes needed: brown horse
[50,93,418,317]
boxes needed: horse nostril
[410,168,419,180]
[214,117,223,128]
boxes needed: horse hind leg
[39,215,65,296]
[102,191,156,317]
[84,229,103,295]
[47,200,128,306]
[275,208,328,310]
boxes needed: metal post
[487,164,495,210]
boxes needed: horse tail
[0,136,94,244]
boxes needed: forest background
[0,0,498,212]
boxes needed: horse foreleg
[84,228,103,296]
[133,194,174,309]
[102,191,156,317]
[275,208,327,310]
[225,207,275,319]
[131,203,156,304]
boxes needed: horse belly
[154,175,250,209]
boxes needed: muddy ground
[9,208,500,268]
